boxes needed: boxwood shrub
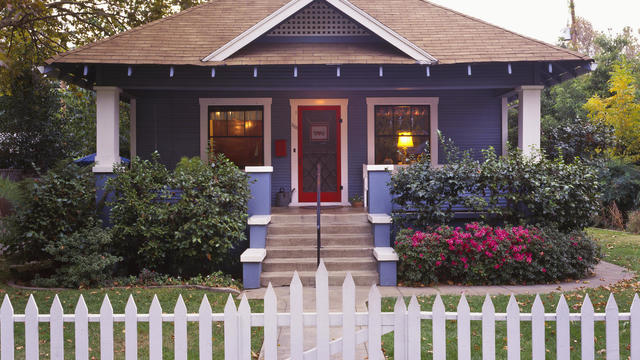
[395,223,601,285]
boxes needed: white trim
[366,97,439,166]
[244,166,274,173]
[373,247,399,262]
[366,164,394,172]
[240,248,267,263]
[93,86,122,173]
[129,98,137,159]
[202,0,436,64]
[199,98,272,166]
[501,96,508,157]
[247,215,271,226]
[289,98,349,205]
[368,214,392,224]
[516,86,543,156]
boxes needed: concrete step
[270,213,368,225]
[260,270,379,287]
[266,234,373,247]
[267,223,372,236]
[262,257,377,272]
[265,246,373,258]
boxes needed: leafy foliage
[2,161,107,281]
[599,159,640,216]
[395,224,601,285]
[107,153,250,277]
[391,146,602,232]
[34,226,121,288]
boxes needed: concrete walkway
[243,261,633,359]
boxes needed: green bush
[390,146,602,232]
[395,223,601,285]
[3,162,100,274]
[34,227,121,288]
[107,153,250,276]
[599,159,640,216]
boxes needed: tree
[584,61,640,161]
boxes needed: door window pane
[374,105,430,164]
[208,106,264,167]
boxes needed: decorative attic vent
[266,0,370,37]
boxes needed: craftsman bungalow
[46,0,592,288]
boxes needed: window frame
[366,97,439,166]
[199,98,272,167]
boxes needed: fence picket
[316,261,330,360]
[342,273,356,360]
[223,294,238,360]
[174,295,188,360]
[631,294,640,360]
[238,295,251,360]
[367,284,382,360]
[125,295,138,360]
[149,295,163,360]
[457,294,471,360]
[432,294,446,360]
[74,295,89,360]
[25,295,38,360]
[394,296,407,360]
[581,294,595,360]
[263,284,277,360]
[407,296,421,360]
[198,295,213,360]
[50,295,64,360]
[482,295,495,360]
[531,295,545,360]
[290,272,304,359]
[506,295,520,360]
[1,295,15,360]
[556,295,570,360]
[606,294,620,360]
[100,295,114,360]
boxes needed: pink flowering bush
[395,223,600,285]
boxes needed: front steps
[261,209,378,286]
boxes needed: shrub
[107,153,251,276]
[627,210,640,234]
[33,227,121,288]
[2,161,101,278]
[395,223,600,285]
[391,145,602,232]
[600,159,640,216]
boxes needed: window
[374,105,430,164]
[208,106,264,167]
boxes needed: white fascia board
[202,0,437,64]
[240,248,267,263]
[202,0,314,62]
[326,0,436,64]
[373,247,399,261]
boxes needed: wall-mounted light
[467,65,472,76]
[127,66,132,77]
[83,65,88,76]
[507,63,512,75]
[253,67,258,78]
[548,63,553,73]
[169,66,175,77]
[337,65,341,77]
[211,67,216,78]
[294,66,298,78]
[379,66,384,77]
[426,66,431,77]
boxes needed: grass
[0,265,263,359]
[380,227,640,359]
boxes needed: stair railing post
[317,162,321,267]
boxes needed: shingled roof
[47,0,590,66]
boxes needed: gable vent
[266,0,370,37]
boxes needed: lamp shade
[397,132,414,148]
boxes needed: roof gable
[202,0,436,64]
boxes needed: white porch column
[517,85,544,156]
[93,86,122,173]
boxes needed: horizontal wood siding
[130,88,501,200]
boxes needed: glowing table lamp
[397,132,414,164]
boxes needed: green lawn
[0,267,263,359]
[380,228,640,359]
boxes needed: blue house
[46,0,592,288]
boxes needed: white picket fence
[1,261,640,360]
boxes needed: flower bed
[395,223,601,285]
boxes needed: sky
[427,0,640,45]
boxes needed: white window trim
[290,98,349,206]
[201,0,436,64]
[199,98,272,166]
[366,97,439,166]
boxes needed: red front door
[298,106,341,202]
